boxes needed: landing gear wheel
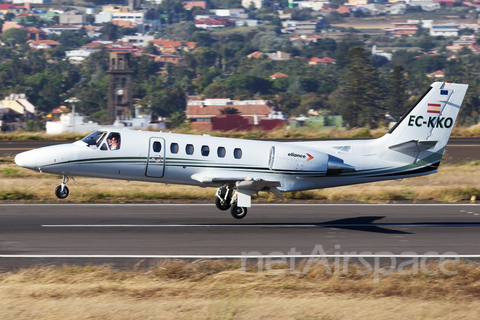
[55,185,69,199]
[215,197,231,211]
[230,203,247,219]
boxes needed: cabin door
[145,137,165,178]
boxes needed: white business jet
[15,82,467,219]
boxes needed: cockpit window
[82,131,106,147]
[106,132,121,150]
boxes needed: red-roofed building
[148,39,197,52]
[28,40,61,50]
[335,5,351,14]
[195,17,233,29]
[25,27,47,41]
[270,73,289,79]
[0,3,15,14]
[309,56,336,66]
[247,51,264,59]
[155,55,182,65]
[427,70,445,78]
[182,0,207,9]
[186,98,276,129]
[81,41,105,50]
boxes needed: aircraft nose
[14,150,36,170]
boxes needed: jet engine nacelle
[268,145,329,174]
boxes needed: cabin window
[170,143,179,154]
[186,144,194,155]
[217,147,226,158]
[106,132,121,150]
[100,143,108,151]
[153,141,161,153]
[82,130,106,147]
[201,145,210,156]
[234,148,242,159]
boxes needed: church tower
[107,52,134,125]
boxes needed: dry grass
[2,261,480,319]
[1,161,480,203]
[2,124,480,141]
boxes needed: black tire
[215,197,231,211]
[55,185,69,199]
[230,203,247,219]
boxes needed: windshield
[81,130,106,147]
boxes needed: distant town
[0,0,479,133]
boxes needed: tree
[203,83,231,98]
[419,35,435,54]
[168,111,186,128]
[220,107,239,114]
[251,31,289,51]
[385,65,409,121]
[336,47,380,127]
[189,31,213,47]
[1,29,28,47]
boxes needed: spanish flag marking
[427,103,441,114]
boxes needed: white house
[430,24,459,37]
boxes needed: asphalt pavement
[1,203,480,268]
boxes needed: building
[59,11,86,25]
[309,56,336,66]
[270,73,289,79]
[265,51,291,61]
[247,51,264,59]
[2,21,22,32]
[148,39,196,52]
[42,25,81,35]
[95,10,145,25]
[120,34,155,47]
[25,27,47,41]
[195,17,233,29]
[0,3,15,15]
[427,70,445,78]
[242,0,264,9]
[385,22,418,35]
[0,93,36,130]
[155,55,182,65]
[430,24,459,37]
[186,98,276,130]
[235,19,258,27]
[28,40,61,49]
[211,8,246,17]
[182,1,207,9]
[65,50,94,63]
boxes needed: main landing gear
[215,186,248,219]
[55,175,76,199]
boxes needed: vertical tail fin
[387,82,467,147]
[380,82,468,165]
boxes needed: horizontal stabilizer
[388,140,437,153]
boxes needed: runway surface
[1,138,479,164]
[1,204,480,268]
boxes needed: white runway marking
[41,223,480,228]
[1,203,480,207]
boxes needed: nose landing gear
[55,175,75,199]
